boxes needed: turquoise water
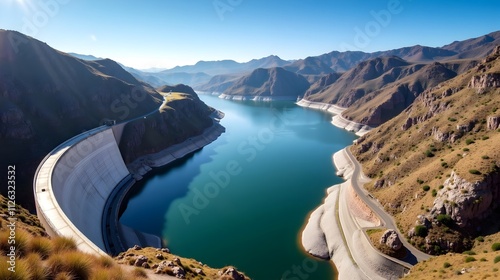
[119,95,357,279]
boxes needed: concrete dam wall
[34,126,130,255]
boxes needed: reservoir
[119,94,357,279]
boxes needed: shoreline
[296,99,372,136]
[219,93,298,101]
[301,148,410,280]
[127,111,225,180]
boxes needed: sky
[1,0,500,70]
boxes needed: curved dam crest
[34,116,224,255]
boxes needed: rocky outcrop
[380,229,403,250]
[430,171,500,228]
[468,72,500,92]
[487,115,500,130]
[217,267,245,280]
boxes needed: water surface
[120,95,357,279]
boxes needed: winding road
[343,147,431,264]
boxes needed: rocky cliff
[352,45,500,255]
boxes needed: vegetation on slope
[352,47,500,277]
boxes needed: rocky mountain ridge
[352,46,500,255]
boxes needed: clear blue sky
[1,0,499,69]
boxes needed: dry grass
[352,59,500,239]
[351,49,500,276]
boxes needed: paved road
[344,147,431,263]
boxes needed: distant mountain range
[67,30,500,124]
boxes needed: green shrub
[464,256,476,263]
[414,225,428,237]
[432,189,438,197]
[463,250,476,255]
[466,139,475,145]
[482,155,490,159]
[423,185,431,191]
[492,243,500,251]
[425,150,435,157]
[439,185,444,189]
[463,148,470,152]
[494,256,500,263]
[476,236,485,242]
[443,262,452,268]
[437,214,454,226]
[469,169,481,175]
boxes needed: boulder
[218,267,245,280]
[172,266,186,279]
[134,255,148,267]
[380,229,403,250]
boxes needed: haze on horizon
[1,0,499,70]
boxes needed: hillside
[343,62,457,126]
[305,56,411,106]
[0,30,215,211]
[351,46,500,261]
[194,74,241,93]
[221,67,310,99]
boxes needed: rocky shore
[302,149,409,280]
[219,93,298,101]
[296,99,372,136]
[127,112,225,180]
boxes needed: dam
[33,108,225,256]
[33,124,135,254]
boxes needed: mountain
[284,56,335,75]
[304,56,462,127]
[442,31,500,54]
[0,30,215,209]
[162,55,290,76]
[303,72,342,97]
[221,67,310,99]
[352,46,500,261]
[343,62,457,126]
[196,74,241,93]
[305,56,411,106]
[68,52,102,61]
